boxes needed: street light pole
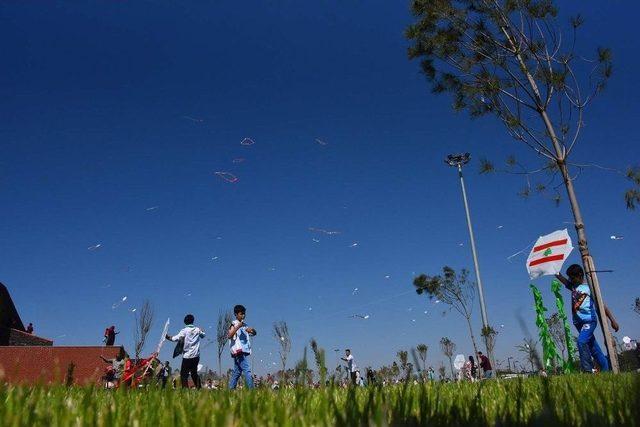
[446,153,494,367]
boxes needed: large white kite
[526,229,574,279]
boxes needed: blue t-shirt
[571,283,596,324]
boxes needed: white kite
[526,229,574,279]
[155,318,171,354]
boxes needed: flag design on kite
[526,229,574,279]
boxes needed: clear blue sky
[1,1,638,376]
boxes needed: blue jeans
[575,321,609,372]
[229,353,254,389]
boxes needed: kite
[112,296,127,310]
[349,314,369,319]
[214,171,239,183]
[240,137,255,146]
[88,243,102,251]
[610,235,623,240]
[183,116,204,123]
[315,138,328,146]
[232,158,245,163]
[146,206,159,211]
[526,229,574,279]
[349,242,359,248]
[308,227,341,235]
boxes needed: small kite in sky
[240,137,255,146]
[112,296,127,310]
[610,235,623,240]
[211,256,219,261]
[214,171,239,183]
[312,238,320,243]
[349,242,359,248]
[497,225,504,229]
[526,229,574,279]
[146,206,159,211]
[315,138,328,146]
[88,243,102,251]
[308,227,341,235]
[183,116,204,123]
[350,314,370,320]
[232,158,245,163]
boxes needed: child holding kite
[228,304,257,389]
[556,264,619,373]
[165,314,205,388]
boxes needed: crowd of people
[98,264,626,389]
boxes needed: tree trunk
[540,112,620,373]
[218,354,222,378]
[464,315,480,377]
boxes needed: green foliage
[0,376,638,426]
[530,285,562,372]
[625,167,640,210]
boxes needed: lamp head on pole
[445,153,471,167]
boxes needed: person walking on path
[104,325,118,346]
[228,304,257,389]
[166,314,205,388]
[341,349,358,385]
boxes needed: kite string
[507,238,537,262]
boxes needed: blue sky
[1,1,638,376]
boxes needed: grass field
[1,374,638,426]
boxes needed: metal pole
[456,164,494,366]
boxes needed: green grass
[0,374,638,426]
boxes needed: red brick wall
[0,346,124,385]
[8,329,53,346]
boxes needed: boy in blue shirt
[556,264,619,372]
[227,304,257,389]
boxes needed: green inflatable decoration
[530,284,563,372]
[551,279,577,372]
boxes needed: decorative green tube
[551,279,577,373]
[530,284,562,372]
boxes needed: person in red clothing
[477,351,494,379]
[104,325,119,346]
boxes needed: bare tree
[216,309,234,376]
[133,300,154,359]
[416,344,428,372]
[414,267,480,364]
[438,363,446,381]
[310,338,327,386]
[634,297,640,316]
[440,337,456,378]
[546,313,567,359]
[516,338,539,372]
[397,350,409,380]
[406,0,619,371]
[273,321,291,380]
[481,326,498,370]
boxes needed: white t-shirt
[229,320,252,356]
[171,325,205,359]
[346,354,357,372]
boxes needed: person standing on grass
[341,349,358,385]
[166,314,205,388]
[156,361,171,388]
[228,304,257,389]
[477,351,493,378]
[556,264,619,373]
